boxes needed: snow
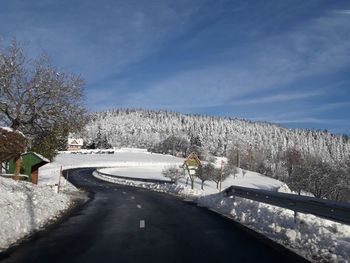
[76,151,349,263]
[197,193,350,263]
[0,176,74,252]
[0,127,25,137]
[2,150,349,262]
[99,167,173,181]
[38,151,183,185]
[26,152,50,163]
[0,127,14,132]
[93,167,350,262]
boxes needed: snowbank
[198,193,350,263]
[99,167,173,181]
[94,171,202,199]
[0,177,75,252]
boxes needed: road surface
[0,168,308,263]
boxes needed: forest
[83,108,350,201]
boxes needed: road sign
[183,152,201,170]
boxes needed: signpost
[183,152,201,189]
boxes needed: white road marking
[131,196,135,200]
[140,220,145,228]
[137,204,142,209]
[122,191,126,194]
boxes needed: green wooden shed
[9,152,49,184]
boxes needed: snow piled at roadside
[198,193,350,263]
[93,171,201,199]
[0,177,73,252]
[94,169,350,263]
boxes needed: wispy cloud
[334,9,350,15]
[0,0,211,82]
[124,9,350,109]
[230,92,322,105]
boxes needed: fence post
[57,166,62,193]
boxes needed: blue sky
[1,0,350,134]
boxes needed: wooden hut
[9,152,49,184]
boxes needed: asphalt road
[1,168,309,263]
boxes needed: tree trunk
[191,179,194,190]
[14,155,21,180]
[201,181,204,190]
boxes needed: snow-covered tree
[0,39,87,158]
[161,165,185,183]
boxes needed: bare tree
[211,165,229,190]
[196,163,214,190]
[161,165,185,183]
[286,165,308,195]
[0,40,87,158]
[286,154,350,200]
[283,148,302,177]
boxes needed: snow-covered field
[100,167,173,181]
[38,150,183,185]
[2,150,350,262]
[98,164,283,192]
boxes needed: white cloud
[335,10,350,15]
[230,92,323,105]
[123,10,350,108]
[0,0,210,82]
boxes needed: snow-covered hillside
[84,109,350,163]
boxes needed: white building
[67,138,84,151]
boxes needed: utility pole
[219,160,224,192]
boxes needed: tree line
[226,146,350,201]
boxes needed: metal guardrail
[223,185,350,225]
[96,169,174,185]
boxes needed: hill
[83,108,350,164]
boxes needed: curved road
[1,168,308,263]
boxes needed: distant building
[67,138,84,151]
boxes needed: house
[67,138,84,151]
